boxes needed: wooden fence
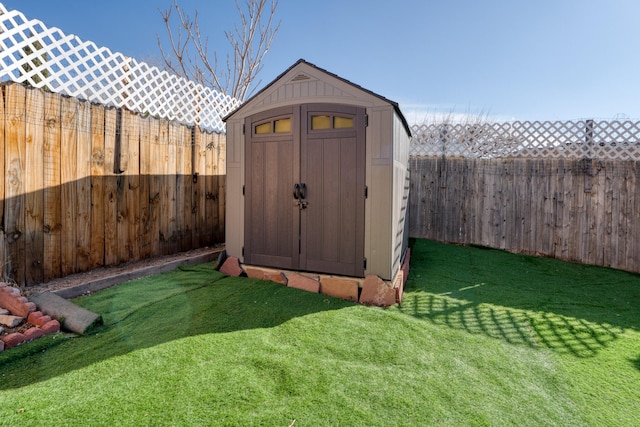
[1,82,226,286]
[409,157,640,274]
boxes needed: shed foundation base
[224,249,411,307]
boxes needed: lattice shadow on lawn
[399,239,640,358]
[400,292,621,358]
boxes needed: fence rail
[409,157,640,274]
[0,3,239,132]
[1,82,226,286]
[410,120,640,160]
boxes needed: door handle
[293,183,300,199]
[299,183,307,199]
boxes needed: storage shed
[224,59,411,283]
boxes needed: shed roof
[223,59,412,137]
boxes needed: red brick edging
[0,284,60,352]
[220,252,411,307]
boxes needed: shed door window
[274,118,292,132]
[254,117,292,135]
[255,122,272,134]
[310,114,354,130]
[334,116,354,129]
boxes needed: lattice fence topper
[410,120,640,160]
[0,4,240,132]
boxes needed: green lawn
[1,239,639,426]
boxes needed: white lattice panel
[0,4,240,131]
[410,120,640,160]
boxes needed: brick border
[230,256,411,307]
[0,284,60,352]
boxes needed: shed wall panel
[225,120,244,260]
[391,112,412,279]
[365,107,394,280]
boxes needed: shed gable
[224,60,411,136]
[252,66,361,108]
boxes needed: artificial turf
[0,239,638,426]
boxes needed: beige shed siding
[266,77,355,106]
[225,119,244,260]
[364,106,394,280]
[391,112,412,278]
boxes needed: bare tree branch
[157,0,280,101]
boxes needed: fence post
[583,119,595,193]
[585,119,595,159]
[439,124,448,160]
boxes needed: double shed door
[244,103,366,277]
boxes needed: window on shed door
[255,122,272,134]
[334,116,354,128]
[274,118,291,132]
[310,114,354,130]
[254,117,292,134]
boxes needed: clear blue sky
[3,0,640,123]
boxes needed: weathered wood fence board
[43,91,62,281]
[0,81,6,282]
[25,88,45,285]
[0,83,226,286]
[147,118,161,257]
[103,108,119,267]
[138,116,151,260]
[59,96,75,276]
[90,104,106,270]
[193,128,206,247]
[409,157,640,274]
[124,108,141,263]
[5,83,27,284]
[76,100,92,273]
[165,122,179,255]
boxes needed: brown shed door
[245,104,365,277]
[244,107,299,270]
[300,104,366,276]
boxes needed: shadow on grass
[0,264,354,390]
[399,239,640,358]
[401,292,622,358]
